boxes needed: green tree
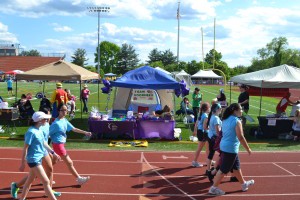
[116,43,140,74]
[204,49,222,65]
[71,48,88,67]
[161,49,177,67]
[186,60,200,75]
[95,41,120,74]
[147,48,162,64]
[149,61,164,68]
[19,49,41,56]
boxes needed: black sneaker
[205,170,210,176]
[230,176,239,182]
[207,171,215,183]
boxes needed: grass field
[0,81,299,151]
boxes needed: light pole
[176,1,181,70]
[87,6,110,109]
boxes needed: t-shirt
[25,126,45,163]
[197,113,208,131]
[49,118,74,144]
[7,79,13,88]
[192,93,202,108]
[276,97,289,113]
[40,123,50,155]
[238,91,249,110]
[51,88,68,105]
[220,115,240,153]
[208,114,222,139]
[81,89,90,99]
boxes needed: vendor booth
[230,64,300,138]
[88,66,181,140]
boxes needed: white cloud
[0,22,18,43]
[51,23,73,32]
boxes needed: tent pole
[43,81,45,94]
[15,79,18,103]
[259,82,263,116]
[230,82,231,105]
[98,79,100,110]
[80,82,82,119]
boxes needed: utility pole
[177,1,181,70]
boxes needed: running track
[0,148,299,200]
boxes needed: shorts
[219,151,240,174]
[52,143,67,156]
[292,130,300,137]
[197,129,208,142]
[27,159,42,168]
[7,87,12,91]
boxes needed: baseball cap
[32,111,51,122]
[56,82,62,87]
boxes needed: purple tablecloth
[136,120,175,140]
[88,119,136,139]
[88,119,175,140]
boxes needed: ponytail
[223,103,241,120]
[199,102,209,120]
[207,103,221,128]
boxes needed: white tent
[174,70,193,87]
[191,70,222,84]
[230,64,300,88]
[155,67,172,75]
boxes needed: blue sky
[0,0,300,68]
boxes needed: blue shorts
[7,87,12,91]
[219,151,240,174]
[197,130,208,142]
[27,160,42,168]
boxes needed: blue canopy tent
[111,66,180,90]
[110,66,180,115]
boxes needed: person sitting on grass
[208,103,254,196]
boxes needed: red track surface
[0,148,299,200]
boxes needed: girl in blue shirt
[206,103,222,174]
[191,102,210,167]
[18,112,61,200]
[208,103,254,196]
[50,104,92,185]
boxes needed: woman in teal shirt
[192,87,202,122]
[208,103,254,196]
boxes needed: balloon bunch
[101,79,112,94]
[175,80,190,97]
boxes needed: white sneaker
[242,180,255,191]
[191,161,203,167]
[209,186,225,196]
[76,176,90,185]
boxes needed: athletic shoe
[205,170,210,176]
[52,180,56,185]
[52,190,61,197]
[191,161,203,167]
[208,186,225,196]
[207,171,216,183]
[242,180,255,191]
[10,182,19,199]
[76,176,90,185]
[211,160,216,166]
[230,176,239,182]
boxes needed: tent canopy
[155,67,172,75]
[192,70,222,78]
[104,73,116,76]
[230,64,300,88]
[173,70,193,87]
[111,66,180,89]
[16,60,99,81]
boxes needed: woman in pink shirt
[81,84,90,113]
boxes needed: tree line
[20,37,300,80]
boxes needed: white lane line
[162,155,188,160]
[0,189,300,197]
[273,163,296,176]
[141,152,196,200]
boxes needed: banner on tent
[248,87,289,97]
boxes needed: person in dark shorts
[191,102,210,167]
[208,103,254,196]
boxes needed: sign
[267,119,276,126]
[131,89,155,104]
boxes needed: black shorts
[7,87,12,91]
[292,130,300,136]
[27,160,42,168]
[197,129,208,142]
[219,151,240,174]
